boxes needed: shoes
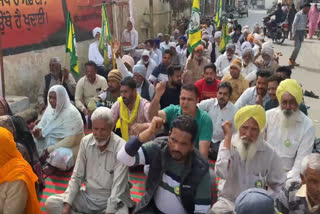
[304,90,319,99]
[288,59,299,67]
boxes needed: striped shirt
[117,137,212,214]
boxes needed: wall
[3,39,93,103]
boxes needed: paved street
[237,9,320,137]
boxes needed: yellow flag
[188,0,201,53]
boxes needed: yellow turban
[276,79,303,105]
[234,105,266,131]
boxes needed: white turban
[92,27,101,38]
[214,31,222,39]
[261,46,274,58]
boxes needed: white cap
[92,27,101,38]
[169,42,176,48]
[142,50,150,57]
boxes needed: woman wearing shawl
[308,4,320,39]
[33,85,84,175]
[0,127,41,214]
[0,97,45,192]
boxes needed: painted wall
[3,39,92,103]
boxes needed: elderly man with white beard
[265,79,315,181]
[45,107,133,214]
[211,105,286,214]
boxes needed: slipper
[304,90,319,99]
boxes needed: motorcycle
[263,16,287,44]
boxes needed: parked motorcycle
[263,16,287,44]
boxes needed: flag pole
[0,33,5,98]
[111,40,116,69]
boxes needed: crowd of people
[0,4,319,214]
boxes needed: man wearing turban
[265,79,315,180]
[211,105,285,214]
[254,45,280,75]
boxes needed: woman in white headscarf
[33,85,84,174]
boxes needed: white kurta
[265,107,315,179]
[88,41,111,66]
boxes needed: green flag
[219,21,231,53]
[188,0,202,53]
[215,0,222,27]
[99,3,113,66]
[65,12,79,75]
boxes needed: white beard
[279,109,299,130]
[94,137,109,147]
[233,132,261,162]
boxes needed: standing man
[117,115,212,214]
[38,57,76,113]
[289,3,311,67]
[195,64,221,101]
[45,107,133,214]
[198,82,237,160]
[185,45,210,84]
[176,36,188,67]
[159,66,182,109]
[111,77,150,141]
[121,20,139,54]
[160,34,170,52]
[149,84,213,159]
[265,79,315,180]
[75,61,107,117]
[235,70,271,109]
[149,50,172,85]
[211,105,286,214]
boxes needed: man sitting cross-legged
[211,105,286,214]
[117,115,212,214]
[45,107,133,214]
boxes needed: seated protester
[265,79,315,180]
[169,42,180,66]
[276,66,309,115]
[152,39,163,65]
[0,128,41,214]
[265,74,285,111]
[149,84,213,159]
[240,33,255,55]
[75,61,108,117]
[111,77,150,141]
[195,63,221,101]
[144,40,160,65]
[215,43,238,78]
[38,57,76,113]
[254,45,280,75]
[115,48,135,79]
[88,27,112,79]
[87,69,122,113]
[0,97,44,191]
[276,66,292,79]
[176,36,188,67]
[211,105,286,214]
[0,115,45,193]
[202,34,213,60]
[160,34,170,52]
[117,115,212,214]
[276,153,320,214]
[221,58,249,103]
[235,70,271,109]
[45,107,133,214]
[212,31,222,63]
[159,66,182,109]
[136,50,157,80]
[149,49,172,85]
[133,64,155,101]
[184,44,210,84]
[33,85,84,175]
[235,188,276,214]
[198,82,237,161]
[241,48,258,83]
